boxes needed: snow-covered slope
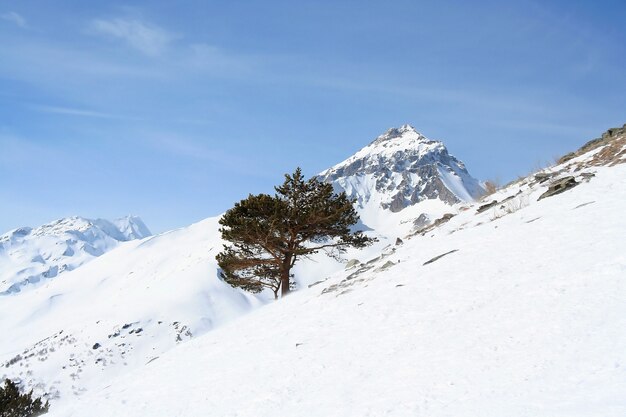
[0,217,264,401]
[0,216,383,403]
[51,135,626,417]
[0,216,151,295]
[3,124,625,416]
[320,124,484,235]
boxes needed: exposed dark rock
[558,152,576,164]
[413,213,431,229]
[500,194,516,203]
[558,124,626,165]
[388,192,407,213]
[308,279,327,288]
[412,213,456,236]
[573,201,595,210]
[538,176,579,201]
[477,200,498,213]
[423,249,459,266]
[92,343,101,350]
[395,237,404,246]
[579,172,596,181]
[534,172,555,183]
[377,260,396,271]
[435,213,455,225]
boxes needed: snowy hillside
[320,124,484,234]
[50,128,626,417]
[0,216,383,403]
[0,216,264,401]
[0,216,151,295]
[2,124,625,417]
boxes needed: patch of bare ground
[559,124,626,168]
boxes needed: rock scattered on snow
[538,176,579,201]
[423,249,459,265]
[477,200,498,213]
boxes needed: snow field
[54,164,626,417]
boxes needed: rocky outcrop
[537,176,579,201]
[413,213,431,230]
[558,124,626,166]
[411,213,456,236]
[476,200,498,213]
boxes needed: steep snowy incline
[0,216,264,402]
[0,215,151,294]
[319,125,484,235]
[52,151,626,416]
[0,215,384,404]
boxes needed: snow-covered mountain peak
[328,124,439,168]
[111,215,151,241]
[0,215,151,294]
[320,125,484,219]
[371,123,426,145]
[25,215,151,242]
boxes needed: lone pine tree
[216,168,375,298]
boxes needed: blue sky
[1,0,625,233]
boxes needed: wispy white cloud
[32,105,139,120]
[90,18,175,56]
[1,11,26,28]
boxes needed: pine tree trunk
[280,255,292,297]
[280,269,290,297]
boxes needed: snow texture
[0,215,150,294]
[49,162,626,417]
[1,125,625,417]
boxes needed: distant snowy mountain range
[0,215,150,295]
[2,124,624,416]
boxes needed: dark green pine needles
[217,168,375,298]
[0,379,49,417]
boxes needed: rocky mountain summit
[0,215,151,294]
[320,124,484,212]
